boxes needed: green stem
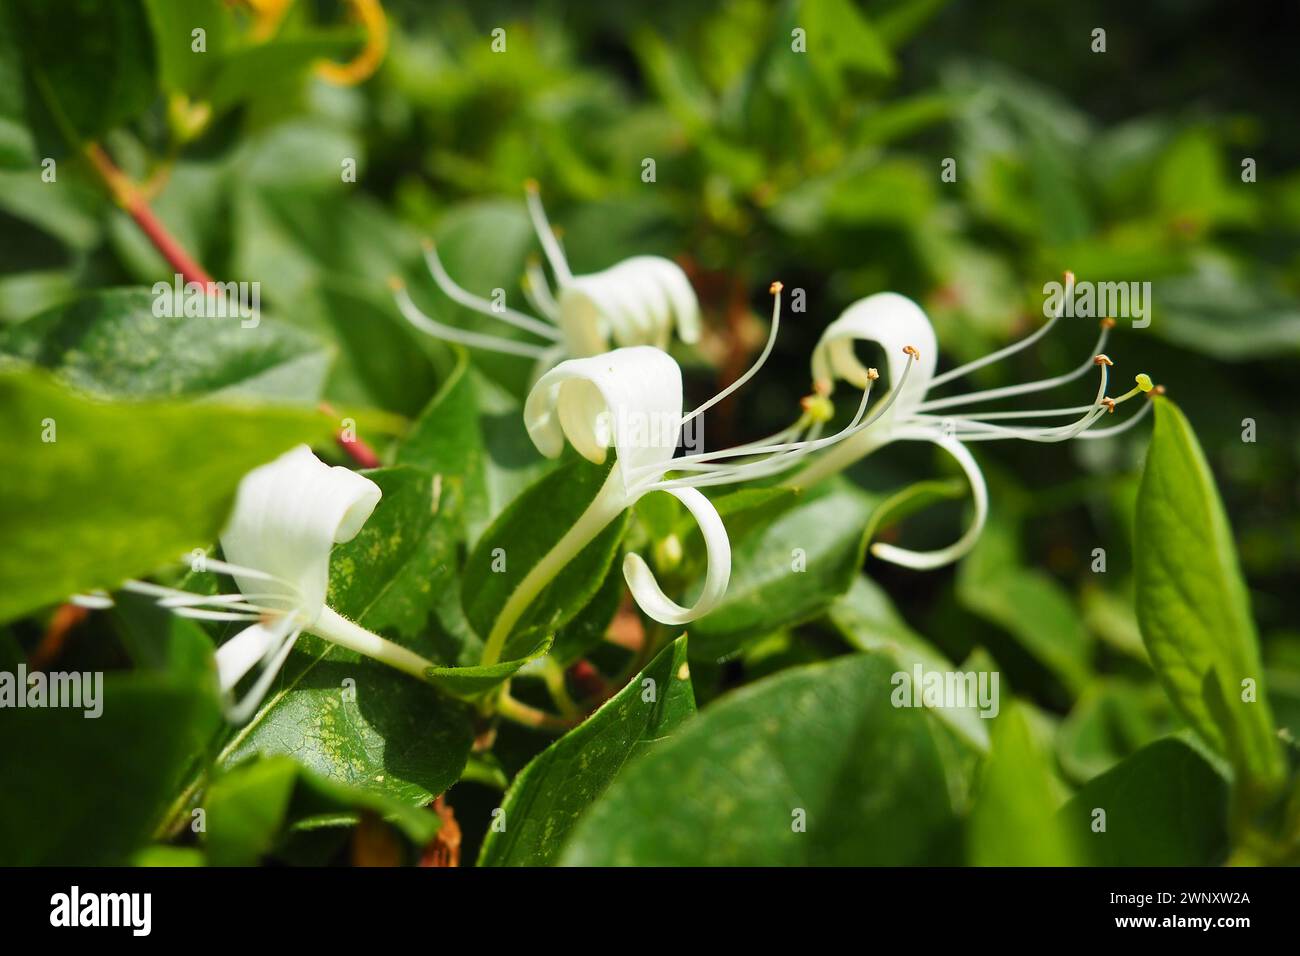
[540,657,582,719]
[497,690,576,733]
[480,464,631,666]
[313,605,439,682]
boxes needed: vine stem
[83,143,212,285]
[497,689,577,733]
[82,141,380,468]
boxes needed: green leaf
[1135,399,1284,791]
[333,466,546,699]
[1056,680,1169,785]
[0,668,221,865]
[480,637,695,866]
[690,479,876,660]
[828,575,990,753]
[968,705,1078,866]
[324,467,470,656]
[131,846,206,867]
[0,370,333,623]
[216,467,475,804]
[1152,259,1300,360]
[561,652,961,865]
[958,516,1093,694]
[550,558,623,667]
[142,0,232,96]
[0,288,333,403]
[305,279,439,417]
[10,0,158,151]
[395,345,551,545]
[461,458,631,654]
[1060,738,1229,865]
[205,33,362,112]
[204,755,441,867]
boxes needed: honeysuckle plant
[478,282,901,666]
[392,182,701,377]
[791,277,1157,569]
[76,445,445,723]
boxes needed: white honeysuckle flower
[78,445,442,723]
[391,181,699,376]
[479,284,903,665]
[793,276,1157,570]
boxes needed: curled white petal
[524,346,683,483]
[869,428,988,571]
[219,445,381,621]
[811,292,937,424]
[214,620,284,692]
[622,487,730,625]
[558,256,700,357]
[219,618,303,724]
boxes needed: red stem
[85,144,212,285]
[86,142,381,469]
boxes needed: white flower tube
[87,446,444,723]
[480,284,893,662]
[795,277,1157,569]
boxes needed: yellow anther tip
[1135,373,1153,392]
[812,378,832,396]
[1101,317,1116,329]
[1064,270,1076,285]
[770,281,784,294]
[1151,384,1167,397]
[866,367,880,381]
[903,345,920,359]
[386,275,404,291]
[524,178,540,193]
[420,237,434,251]
[1094,354,1114,366]
[1102,397,1117,414]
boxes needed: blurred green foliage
[1,0,1298,866]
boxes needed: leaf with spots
[461,457,632,653]
[216,466,474,806]
[480,636,695,866]
[0,287,333,403]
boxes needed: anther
[866,367,880,381]
[1101,397,1116,414]
[800,393,835,424]
[387,275,404,291]
[524,178,540,194]
[1101,317,1116,330]
[903,345,920,359]
[1150,384,1166,397]
[420,237,434,251]
[1093,354,1113,367]
[770,281,784,295]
